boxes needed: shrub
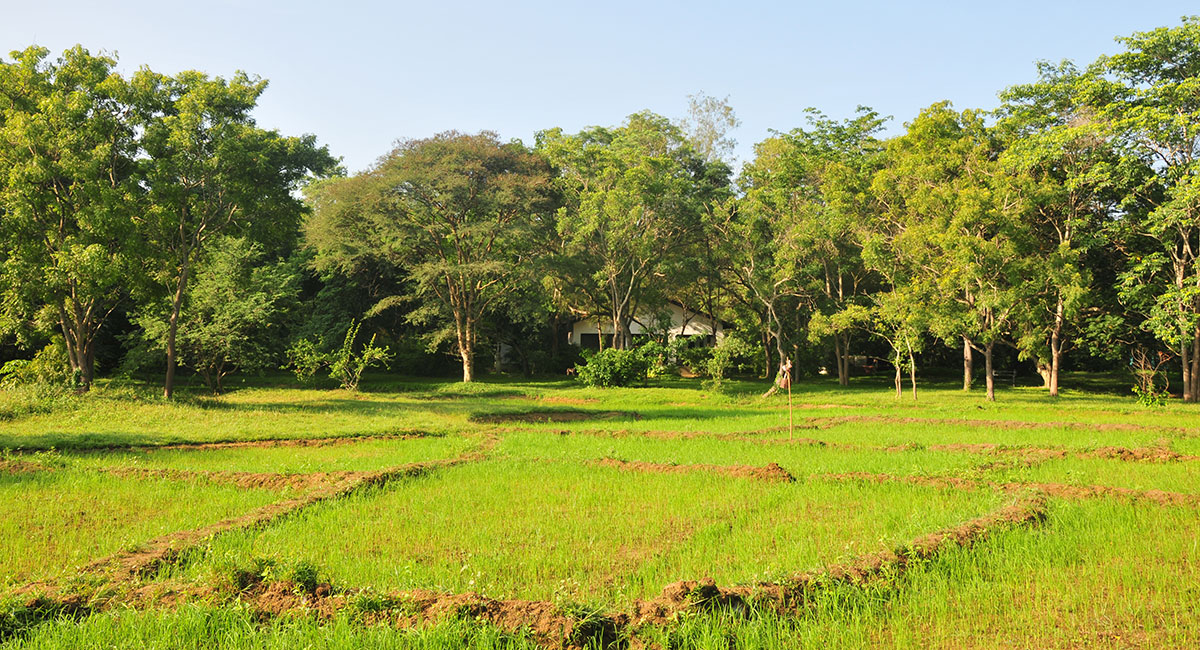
[574,347,651,387]
[284,321,392,390]
[0,339,74,389]
[670,338,713,376]
[329,322,392,391]
[284,338,327,383]
[704,334,755,392]
[637,340,673,378]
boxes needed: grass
[2,606,546,649]
[162,459,1002,605]
[69,435,477,474]
[1,371,1198,647]
[0,468,281,589]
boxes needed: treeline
[2,19,1199,400]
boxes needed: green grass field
[1,373,1197,648]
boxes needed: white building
[567,303,725,349]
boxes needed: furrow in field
[591,457,796,482]
[819,471,1200,507]
[0,458,51,474]
[98,467,372,492]
[799,414,1198,437]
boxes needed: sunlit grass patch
[0,469,281,588]
[166,459,1002,606]
[70,435,477,475]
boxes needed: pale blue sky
[6,1,1196,172]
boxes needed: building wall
[567,304,724,347]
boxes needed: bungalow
[567,303,725,350]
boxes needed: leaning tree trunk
[984,341,996,402]
[962,336,974,391]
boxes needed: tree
[679,91,741,163]
[997,61,1140,397]
[0,46,140,388]
[538,112,725,350]
[873,103,1026,401]
[135,69,335,397]
[755,108,887,386]
[1101,17,1200,401]
[306,131,554,382]
[134,236,298,393]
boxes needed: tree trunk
[163,257,192,399]
[1182,336,1192,402]
[619,319,633,351]
[962,336,974,391]
[1191,327,1200,402]
[761,330,773,379]
[909,349,917,401]
[893,351,902,399]
[984,341,996,402]
[58,315,93,390]
[1037,362,1052,388]
[550,314,560,361]
[834,334,849,386]
[1047,296,1065,397]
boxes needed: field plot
[0,466,282,588]
[164,460,1002,604]
[1,377,1198,649]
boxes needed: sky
[4,1,1197,173]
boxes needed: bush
[329,322,392,391]
[704,334,755,392]
[670,339,713,376]
[0,339,75,389]
[284,321,392,390]
[574,347,651,388]
[637,340,673,378]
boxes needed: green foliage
[134,237,299,392]
[0,46,142,387]
[0,339,74,389]
[704,335,755,392]
[284,339,327,383]
[287,560,322,594]
[662,337,709,377]
[574,347,652,388]
[328,322,392,391]
[1133,383,1169,407]
[537,112,730,351]
[306,131,552,382]
[637,340,673,379]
